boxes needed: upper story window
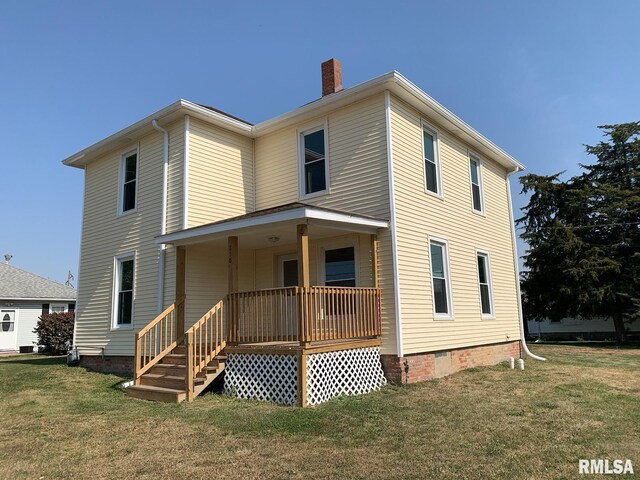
[422,124,441,196]
[469,155,484,213]
[429,238,453,318]
[476,251,493,317]
[299,125,328,197]
[119,150,138,214]
[113,254,134,328]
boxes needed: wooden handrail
[134,296,185,383]
[184,299,226,400]
[227,286,381,345]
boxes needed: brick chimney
[321,58,343,96]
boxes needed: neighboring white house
[527,317,640,341]
[0,262,76,352]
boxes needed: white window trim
[318,237,359,286]
[111,252,135,330]
[428,236,454,320]
[468,151,485,215]
[50,303,68,313]
[298,121,330,200]
[117,146,140,216]
[475,249,495,319]
[421,120,443,198]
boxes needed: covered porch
[162,203,388,348]
[130,203,389,405]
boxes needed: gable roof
[0,263,77,301]
[62,71,524,172]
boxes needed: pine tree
[518,122,640,342]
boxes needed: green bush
[34,312,74,354]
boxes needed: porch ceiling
[155,203,389,249]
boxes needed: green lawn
[1,344,638,479]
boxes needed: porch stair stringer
[127,299,227,403]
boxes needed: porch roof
[155,203,389,247]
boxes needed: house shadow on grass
[0,355,67,366]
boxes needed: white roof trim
[62,71,524,171]
[156,206,389,245]
[1,297,76,302]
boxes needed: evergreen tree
[518,122,640,342]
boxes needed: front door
[278,254,298,287]
[0,310,17,351]
[277,255,298,338]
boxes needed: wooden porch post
[176,246,186,340]
[227,236,239,346]
[228,236,238,294]
[297,224,310,347]
[371,234,379,288]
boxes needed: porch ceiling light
[267,236,280,243]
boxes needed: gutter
[506,166,546,361]
[152,119,169,314]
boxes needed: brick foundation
[381,340,521,384]
[79,355,134,376]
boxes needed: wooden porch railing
[185,299,226,401]
[227,286,381,345]
[134,296,185,383]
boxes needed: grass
[0,344,638,479]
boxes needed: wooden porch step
[139,373,204,390]
[126,384,187,403]
[172,345,186,355]
[149,363,186,375]
[161,354,186,365]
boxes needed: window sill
[111,324,133,331]
[424,189,444,200]
[299,189,330,201]
[117,208,138,218]
[472,208,486,217]
[481,314,495,320]
[434,315,454,321]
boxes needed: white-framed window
[429,238,453,319]
[469,154,484,213]
[112,253,135,329]
[422,122,442,196]
[319,238,358,287]
[118,148,138,214]
[476,251,494,318]
[299,123,329,198]
[50,304,67,313]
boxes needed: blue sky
[1,0,638,283]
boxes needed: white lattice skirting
[306,347,387,406]
[224,347,386,406]
[224,353,298,405]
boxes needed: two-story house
[64,59,527,406]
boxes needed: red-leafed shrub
[34,312,75,354]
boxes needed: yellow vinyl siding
[187,118,254,227]
[390,95,520,355]
[75,121,184,356]
[254,94,397,354]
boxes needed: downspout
[506,166,546,361]
[152,120,169,314]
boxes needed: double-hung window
[423,124,441,195]
[113,254,134,328]
[469,155,483,213]
[120,150,138,214]
[324,246,356,287]
[429,239,452,318]
[300,125,328,197]
[476,252,493,317]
